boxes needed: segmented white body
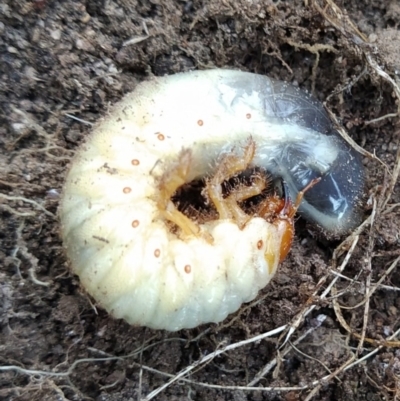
[60,69,356,331]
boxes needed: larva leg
[207,138,263,227]
[157,149,202,238]
[224,175,267,228]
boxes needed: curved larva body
[60,69,364,331]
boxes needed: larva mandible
[60,69,364,331]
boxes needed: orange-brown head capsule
[258,178,321,262]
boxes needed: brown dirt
[1,0,400,400]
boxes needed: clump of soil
[1,1,399,400]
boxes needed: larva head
[256,195,293,262]
[275,219,295,262]
[259,178,321,262]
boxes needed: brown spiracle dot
[156,132,165,141]
[123,187,132,194]
[246,113,252,119]
[131,159,140,166]
[154,249,161,258]
[257,240,263,250]
[184,264,191,274]
[131,220,140,228]
[197,119,204,126]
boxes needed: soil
[1,1,400,400]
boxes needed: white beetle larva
[60,69,364,331]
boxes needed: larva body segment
[60,69,364,331]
